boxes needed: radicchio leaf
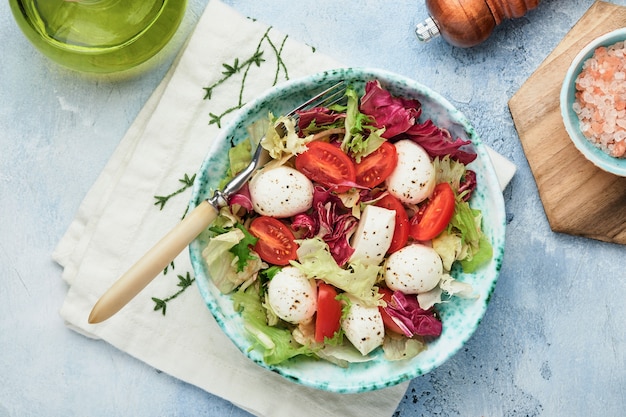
[384,291,442,337]
[296,107,345,135]
[458,169,477,202]
[292,213,318,238]
[360,80,421,139]
[405,120,477,165]
[359,80,477,165]
[290,186,358,266]
[228,182,253,211]
[315,200,358,266]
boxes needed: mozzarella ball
[249,166,314,218]
[349,205,395,266]
[267,266,317,323]
[384,243,443,294]
[341,297,385,355]
[385,140,435,204]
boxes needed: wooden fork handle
[88,200,218,324]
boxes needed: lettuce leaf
[229,139,252,177]
[341,87,386,162]
[450,199,481,244]
[260,113,312,159]
[460,233,493,273]
[432,197,492,274]
[297,107,346,135]
[382,332,427,361]
[433,156,467,192]
[228,224,259,272]
[432,156,477,203]
[439,273,475,298]
[232,285,314,365]
[292,238,381,306]
[416,272,476,310]
[216,139,254,191]
[317,344,376,367]
[201,228,265,293]
[432,230,466,271]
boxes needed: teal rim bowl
[560,28,626,177]
[188,67,506,393]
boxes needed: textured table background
[1,1,624,416]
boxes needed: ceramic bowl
[188,68,506,393]
[560,28,626,177]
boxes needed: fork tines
[275,81,347,138]
[286,81,347,117]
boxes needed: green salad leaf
[432,197,492,274]
[341,88,385,162]
[292,238,381,306]
[202,227,264,293]
[260,112,312,159]
[460,233,493,273]
[433,155,466,191]
[233,285,314,365]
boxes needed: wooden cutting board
[508,1,626,245]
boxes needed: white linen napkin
[53,1,516,416]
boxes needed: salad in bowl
[189,68,505,392]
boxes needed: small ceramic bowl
[188,68,506,392]
[560,28,626,177]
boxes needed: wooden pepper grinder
[416,0,541,47]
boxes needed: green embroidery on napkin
[163,260,175,275]
[203,27,289,128]
[150,27,300,316]
[152,272,196,315]
[203,54,264,100]
[154,173,196,211]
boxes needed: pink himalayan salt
[573,40,626,158]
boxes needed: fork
[88,80,347,323]
[209,80,346,209]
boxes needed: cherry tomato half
[314,282,343,342]
[378,288,404,335]
[354,141,398,188]
[248,216,298,266]
[375,193,409,254]
[409,182,456,241]
[295,141,356,193]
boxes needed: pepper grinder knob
[416,16,440,42]
[415,0,541,47]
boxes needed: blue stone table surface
[1,0,624,416]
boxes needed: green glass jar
[9,0,187,73]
